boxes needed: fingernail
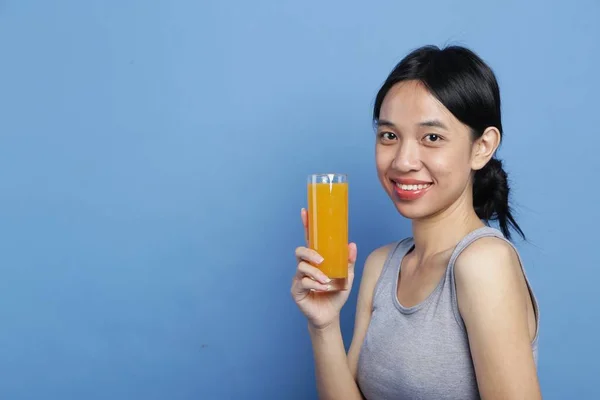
[316,256,324,264]
[320,276,331,284]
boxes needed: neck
[410,193,485,260]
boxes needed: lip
[391,179,433,201]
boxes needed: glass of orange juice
[307,173,348,290]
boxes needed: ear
[471,127,501,171]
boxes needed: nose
[391,140,421,172]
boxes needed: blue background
[1,1,598,399]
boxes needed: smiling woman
[372,47,523,240]
[291,45,541,400]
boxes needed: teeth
[396,182,431,191]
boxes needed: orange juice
[307,177,348,280]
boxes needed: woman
[291,45,541,400]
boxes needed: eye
[378,131,397,142]
[424,134,442,143]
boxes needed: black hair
[373,45,525,240]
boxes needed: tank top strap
[447,226,504,267]
[372,237,414,306]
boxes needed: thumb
[341,243,358,292]
[348,242,357,272]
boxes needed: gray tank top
[357,226,539,400]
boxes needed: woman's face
[375,80,478,221]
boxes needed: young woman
[291,45,541,399]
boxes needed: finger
[291,277,329,299]
[299,276,331,292]
[300,208,309,245]
[296,261,331,284]
[295,246,324,266]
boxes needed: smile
[391,180,433,200]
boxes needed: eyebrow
[419,119,448,130]
[375,118,448,130]
[375,119,396,128]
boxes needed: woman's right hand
[291,208,358,330]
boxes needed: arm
[455,237,541,400]
[310,244,393,400]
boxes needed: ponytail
[473,158,525,241]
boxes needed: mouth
[391,179,433,200]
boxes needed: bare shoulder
[454,236,521,281]
[454,235,530,329]
[361,242,397,282]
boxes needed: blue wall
[1,1,598,399]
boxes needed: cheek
[375,146,393,175]
[427,150,470,187]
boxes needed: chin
[392,201,434,221]
[382,182,435,220]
